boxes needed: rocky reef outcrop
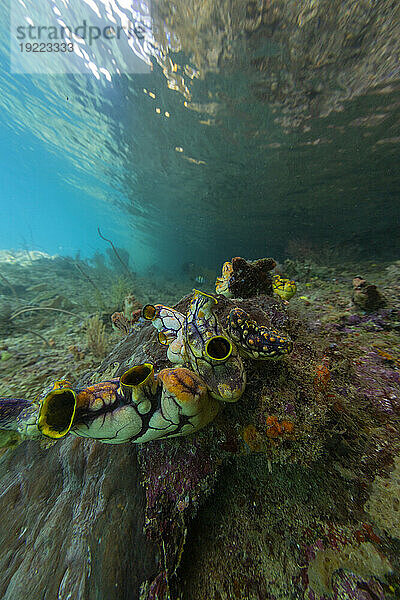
[352,276,386,311]
[0,438,156,599]
[0,256,399,599]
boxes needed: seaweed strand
[74,263,105,308]
[97,227,134,281]
[15,326,51,347]
[10,307,79,320]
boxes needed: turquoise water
[0,0,399,274]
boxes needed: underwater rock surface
[0,257,400,599]
[0,438,156,599]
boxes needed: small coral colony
[0,256,296,446]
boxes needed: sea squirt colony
[0,257,295,446]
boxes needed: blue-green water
[0,0,399,274]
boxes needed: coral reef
[0,254,400,599]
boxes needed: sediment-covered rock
[0,438,156,600]
[0,278,399,599]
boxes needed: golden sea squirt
[272,274,297,301]
[183,290,246,402]
[227,307,293,360]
